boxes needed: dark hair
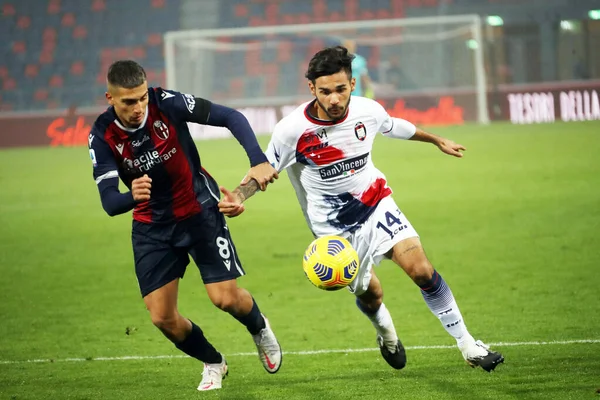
[305,46,355,82]
[107,60,147,89]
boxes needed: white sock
[420,270,471,345]
[357,302,398,350]
[436,299,473,346]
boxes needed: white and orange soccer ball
[302,236,359,291]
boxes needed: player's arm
[378,107,466,157]
[182,96,268,167]
[204,102,280,189]
[217,180,259,218]
[230,179,260,203]
[408,128,466,157]
[89,131,150,216]
[219,130,296,217]
[159,88,278,189]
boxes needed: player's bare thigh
[386,237,434,285]
[143,277,179,315]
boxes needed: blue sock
[175,321,222,364]
[233,298,266,335]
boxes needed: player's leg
[133,221,227,390]
[186,208,282,374]
[143,279,222,360]
[143,279,228,391]
[355,272,406,370]
[204,279,259,329]
[389,237,504,372]
[346,197,407,370]
[204,279,281,373]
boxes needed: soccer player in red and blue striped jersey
[88,60,281,391]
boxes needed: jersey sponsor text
[318,153,369,180]
[124,147,177,173]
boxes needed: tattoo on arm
[401,245,420,255]
[232,179,260,203]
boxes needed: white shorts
[343,196,419,296]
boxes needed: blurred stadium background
[1,0,599,119]
[1,1,599,399]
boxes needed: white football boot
[197,357,228,391]
[252,315,282,373]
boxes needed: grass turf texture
[0,121,598,399]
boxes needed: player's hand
[132,174,152,202]
[242,162,279,191]
[218,186,245,218]
[437,138,466,158]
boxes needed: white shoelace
[378,335,398,353]
[475,340,490,350]
[464,340,491,360]
[200,364,222,386]
[256,328,279,352]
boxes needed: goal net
[164,15,489,124]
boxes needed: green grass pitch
[0,121,599,399]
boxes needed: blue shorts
[131,206,245,297]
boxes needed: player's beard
[316,97,350,122]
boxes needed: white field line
[0,339,598,365]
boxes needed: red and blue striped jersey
[89,87,220,224]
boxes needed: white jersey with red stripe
[265,96,415,237]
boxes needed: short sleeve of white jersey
[373,101,417,140]
[265,120,297,172]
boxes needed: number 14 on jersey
[376,209,408,240]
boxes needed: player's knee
[405,260,434,286]
[209,291,239,313]
[150,312,179,335]
[206,280,244,313]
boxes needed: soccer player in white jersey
[218,46,504,372]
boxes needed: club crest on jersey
[153,121,169,140]
[354,122,367,141]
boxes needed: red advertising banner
[377,96,471,125]
[0,98,471,149]
[0,112,96,148]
